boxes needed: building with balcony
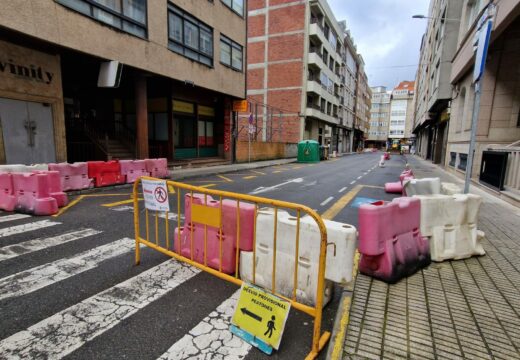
[367,86,391,148]
[389,81,415,149]
[246,0,368,156]
[446,0,520,204]
[412,0,463,164]
[354,56,372,150]
[0,0,246,165]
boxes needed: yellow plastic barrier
[132,176,330,359]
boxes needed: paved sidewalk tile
[342,156,520,359]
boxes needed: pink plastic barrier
[12,172,58,216]
[32,171,68,207]
[399,169,414,183]
[145,158,169,178]
[48,162,92,191]
[0,173,16,212]
[87,161,124,187]
[358,197,430,283]
[119,160,149,184]
[384,152,391,160]
[384,182,403,194]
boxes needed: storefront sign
[198,105,215,117]
[0,59,54,84]
[142,179,170,212]
[173,100,194,114]
[233,100,248,112]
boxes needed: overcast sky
[328,0,430,90]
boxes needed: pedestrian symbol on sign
[264,315,276,338]
[154,186,167,203]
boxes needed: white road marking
[321,196,334,206]
[0,260,200,359]
[350,181,356,185]
[158,290,250,360]
[111,206,185,221]
[249,178,304,195]
[110,205,134,212]
[357,176,362,180]
[0,228,102,262]
[0,238,135,301]
[0,220,61,238]
[0,214,32,223]
[339,187,347,193]
[252,186,265,192]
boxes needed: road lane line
[0,260,200,359]
[242,176,257,180]
[350,181,356,185]
[339,187,347,193]
[110,205,134,212]
[0,214,31,223]
[250,170,265,175]
[356,176,362,180]
[158,290,250,359]
[101,198,142,207]
[249,178,304,195]
[217,175,233,182]
[0,228,102,263]
[0,220,61,238]
[52,195,85,217]
[321,196,334,206]
[272,170,282,173]
[321,185,363,220]
[0,238,135,301]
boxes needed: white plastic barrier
[414,194,485,261]
[403,177,441,196]
[0,164,49,173]
[441,182,462,195]
[239,208,358,307]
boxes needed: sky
[328,0,430,90]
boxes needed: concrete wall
[0,39,66,163]
[0,0,246,98]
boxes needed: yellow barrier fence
[132,176,330,359]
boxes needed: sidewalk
[337,155,520,359]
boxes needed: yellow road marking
[199,184,217,188]
[53,193,132,217]
[292,166,302,169]
[361,185,384,189]
[83,193,131,197]
[168,184,176,193]
[243,175,257,180]
[189,180,225,183]
[250,170,265,175]
[102,198,142,207]
[272,170,282,173]
[321,184,363,220]
[217,175,233,182]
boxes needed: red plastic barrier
[87,161,124,187]
[358,197,430,283]
[12,172,58,215]
[32,171,68,207]
[145,158,169,178]
[119,160,149,184]
[0,173,16,212]
[384,182,403,194]
[48,162,93,191]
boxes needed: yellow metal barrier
[132,176,330,359]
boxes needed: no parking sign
[142,179,170,212]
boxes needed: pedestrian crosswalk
[0,211,250,359]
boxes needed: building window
[168,4,213,66]
[57,0,147,37]
[221,0,243,16]
[449,152,456,167]
[220,36,243,71]
[458,153,468,171]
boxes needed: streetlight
[412,14,461,21]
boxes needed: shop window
[458,153,468,171]
[220,36,243,71]
[57,0,147,38]
[221,0,243,16]
[168,4,213,67]
[449,152,456,167]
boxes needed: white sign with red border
[142,179,170,212]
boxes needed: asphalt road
[0,152,406,360]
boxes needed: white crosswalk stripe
[0,214,32,223]
[0,259,200,359]
[0,220,61,238]
[158,290,250,360]
[0,238,135,301]
[0,228,102,262]
[111,205,185,221]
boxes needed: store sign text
[0,59,54,85]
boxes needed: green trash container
[297,140,320,163]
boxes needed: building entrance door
[0,98,56,164]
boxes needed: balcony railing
[309,46,323,57]
[310,17,323,31]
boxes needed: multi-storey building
[367,86,390,148]
[0,1,246,165]
[389,81,415,148]
[355,57,372,150]
[246,0,368,157]
[412,0,463,164]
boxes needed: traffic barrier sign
[142,179,169,212]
